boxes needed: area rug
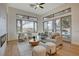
[17,42,32,56]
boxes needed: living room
[0,3,79,56]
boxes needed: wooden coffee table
[29,39,39,46]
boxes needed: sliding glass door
[55,16,71,42]
[61,15,71,42]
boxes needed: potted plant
[32,36,36,41]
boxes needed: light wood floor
[4,40,79,56]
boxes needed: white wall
[0,4,7,36]
[0,3,7,55]
[7,7,16,41]
[71,4,79,45]
[15,8,39,17]
[37,16,43,33]
[7,7,39,41]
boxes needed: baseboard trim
[7,40,18,43]
[71,41,79,45]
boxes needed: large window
[61,15,71,41]
[43,8,71,42]
[17,20,22,33]
[16,20,37,33]
[55,18,61,34]
[22,21,34,32]
[43,21,54,32]
[16,14,37,33]
[43,21,48,32]
[43,15,71,42]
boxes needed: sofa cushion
[51,33,60,39]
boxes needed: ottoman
[32,45,46,56]
[45,42,56,55]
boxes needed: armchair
[18,33,25,42]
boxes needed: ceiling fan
[30,3,45,9]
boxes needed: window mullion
[20,20,22,32]
[32,21,35,33]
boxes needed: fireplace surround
[0,34,7,47]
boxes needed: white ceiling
[8,3,63,16]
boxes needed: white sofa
[45,33,63,47]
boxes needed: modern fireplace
[0,34,7,47]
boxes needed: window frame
[43,21,54,32]
[16,20,38,33]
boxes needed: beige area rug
[17,41,33,56]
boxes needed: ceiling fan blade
[39,6,44,9]
[39,3,45,5]
[30,4,35,7]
